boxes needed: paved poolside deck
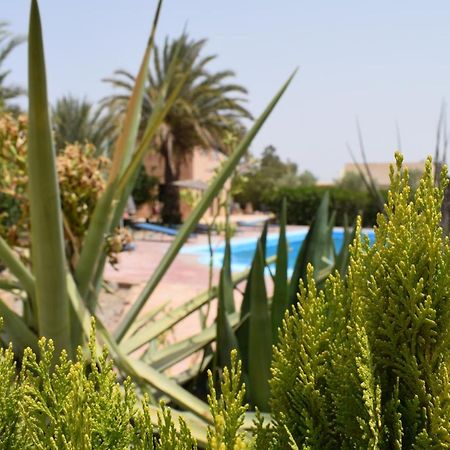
[101,225,279,326]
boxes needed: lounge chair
[131,222,178,236]
[236,216,273,227]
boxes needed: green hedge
[263,186,387,227]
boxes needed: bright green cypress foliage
[0,318,26,448]
[0,322,196,448]
[154,403,196,449]
[207,349,249,449]
[270,154,450,448]
[0,322,259,448]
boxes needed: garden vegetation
[2,153,450,447]
[1,0,450,447]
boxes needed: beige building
[144,147,227,220]
[145,146,225,184]
[341,161,429,188]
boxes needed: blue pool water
[182,228,375,274]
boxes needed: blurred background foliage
[0,112,129,269]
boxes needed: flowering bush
[0,112,129,268]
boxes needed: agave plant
[0,0,294,437]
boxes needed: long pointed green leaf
[335,215,357,277]
[130,359,212,422]
[235,278,251,376]
[271,197,288,342]
[107,36,189,235]
[221,237,235,314]
[109,0,163,180]
[0,236,35,299]
[115,71,297,342]
[115,36,188,199]
[0,298,39,354]
[76,1,164,302]
[217,234,239,369]
[288,191,332,306]
[236,224,268,375]
[28,0,71,354]
[121,288,218,355]
[248,241,271,411]
[75,183,117,302]
[124,300,170,340]
[258,221,269,261]
[84,251,108,313]
[148,312,240,371]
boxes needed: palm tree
[103,34,252,223]
[52,95,117,154]
[0,22,25,112]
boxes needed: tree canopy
[51,95,117,155]
[0,22,25,112]
[233,145,316,210]
[103,33,251,223]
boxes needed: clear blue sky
[3,1,450,181]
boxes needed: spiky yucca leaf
[27,0,71,354]
[271,197,288,341]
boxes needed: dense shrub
[0,113,28,243]
[0,113,109,244]
[232,146,316,211]
[264,185,387,227]
[132,164,159,206]
[0,112,129,268]
[0,337,195,448]
[270,155,450,448]
[0,322,254,449]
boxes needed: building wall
[191,147,225,182]
[143,147,228,221]
[144,151,193,181]
[341,161,429,188]
[144,147,225,183]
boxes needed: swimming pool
[182,228,375,273]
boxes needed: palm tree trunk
[160,145,182,224]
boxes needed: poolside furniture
[131,222,178,236]
[195,223,211,234]
[121,242,136,252]
[236,215,274,227]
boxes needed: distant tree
[131,164,159,206]
[0,22,25,112]
[260,145,289,173]
[52,95,117,155]
[297,170,317,187]
[233,145,316,209]
[103,34,251,224]
[335,171,367,191]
